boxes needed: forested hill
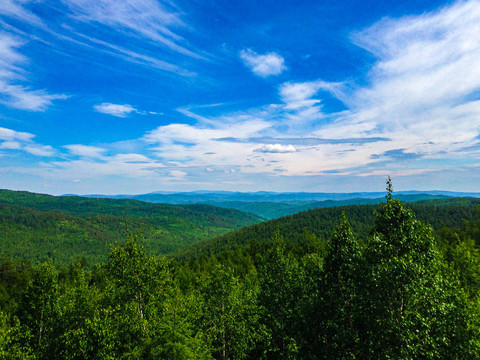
[2,188,479,359]
[176,197,480,260]
[204,193,452,219]
[0,189,262,264]
[82,190,468,219]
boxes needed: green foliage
[319,214,361,359]
[0,189,262,264]
[17,261,61,359]
[199,265,262,359]
[0,311,34,359]
[257,238,307,359]
[1,182,480,358]
[178,193,480,261]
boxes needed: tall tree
[360,178,478,359]
[199,264,261,360]
[17,262,61,359]
[319,214,361,359]
[257,237,306,359]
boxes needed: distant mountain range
[78,190,480,203]
[75,190,480,219]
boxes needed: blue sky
[1,0,480,195]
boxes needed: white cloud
[23,144,55,157]
[0,33,26,80]
[0,126,56,157]
[240,49,286,77]
[255,144,297,153]
[64,144,107,158]
[37,153,166,181]
[307,0,480,172]
[0,141,21,149]
[0,33,68,111]
[1,0,199,78]
[0,0,42,25]
[0,126,34,141]
[94,102,137,117]
[169,170,187,179]
[0,82,68,111]
[71,33,194,76]
[62,0,202,59]
[280,81,345,109]
[157,2,480,179]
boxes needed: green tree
[17,261,61,359]
[0,311,34,359]
[319,214,361,359]
[360,178,478,358]
[257,237,306,359]
[199,264,261,360]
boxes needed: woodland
[1,180,480,359]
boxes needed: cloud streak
[62,0,204,59]
[0,32,68,111]
[94,103,138,117]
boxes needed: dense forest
[0,190,262,264]
[1,180,480,358]
[177,196,480,261]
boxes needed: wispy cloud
[64,144,107,158]
[0,0,42,25]
[62,0,203,59]
[168,169,187,180]
[313,0,480,158]
[51,155,165,180]
[69,31,195,76]
[0,126,55,157]
[93,103,139,117]
[23,144,55,157]
[1,0,201,79]
[141,1,480,179]
[240,49,286,77]
[0,33,67,111]
[0,126,34,141]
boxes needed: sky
[1,0,480,195]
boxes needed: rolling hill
[79,190,479,219]
[0,189,263,264]
[176,197,480,260]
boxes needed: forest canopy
[1,180,480,359]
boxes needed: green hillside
[207,194,451,219]
[177,197,480,260]
[0,189,263,264]
[2,187,480,359]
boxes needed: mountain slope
[0,189,263,264]
[176,197,480,260]
[206,194,452,219]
